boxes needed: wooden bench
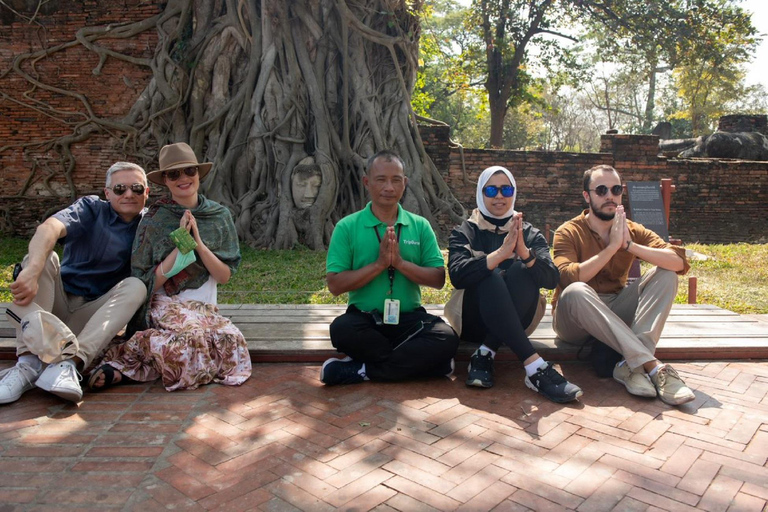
[2,303,767,363]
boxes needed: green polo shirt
[327,202,445,313]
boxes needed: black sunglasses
[163,167,198,181]
[589,184,623,197]
[109,183,146,196]
[482,185,515,198]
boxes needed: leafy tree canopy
[415,0,763,145]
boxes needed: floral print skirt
[101,295,252,391]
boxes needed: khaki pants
[553,267,678,370]
[7,253,146,367]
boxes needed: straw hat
[146,143,213,185]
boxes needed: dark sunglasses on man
[109,183,146,196]
[589,184,623,197]
[482,184,515,198]
[163,166,199,181]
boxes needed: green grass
[1,237,766,314]
[669,243,768,314]
[224,246,340,304]
[215,245,453,304]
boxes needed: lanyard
[373,224,402,295]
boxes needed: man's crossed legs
[554,267,695,405]
[1,253,146,404]
[321,305,459,385]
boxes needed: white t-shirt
[156,276,218,305]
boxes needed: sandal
[87,364,133,391]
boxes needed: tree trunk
[488,94,508,148]
[3,0,465,248]
[643,65,658,133]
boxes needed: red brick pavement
[1,360,767,511]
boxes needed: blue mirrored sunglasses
[482,185,515,198]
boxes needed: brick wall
[420,124,452,177]
[0,0,160,233]
[1,3,766,244]
[442,147,614,238]
[429,133,768,244]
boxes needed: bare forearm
[153,248,180,292]
[153,246,231,292]
[327,262,387,296]
[10,219,65,305]
[628,243,685,272]
[196,244,232,284]
[395,261,445,289]
[486,250,510,271]
[25,221,63,276]
[578,244,620,282]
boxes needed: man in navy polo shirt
[321,150,459,385]
[1,162,150,404]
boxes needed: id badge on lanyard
[374,224,402,325]
[383,298,400,325]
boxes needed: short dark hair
[583,164,618,191]
[367,150,404,175]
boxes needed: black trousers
[460,264,539,362]
[329,305,459,382]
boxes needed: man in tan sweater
[552,165,694,406]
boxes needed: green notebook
[169,227,198,255]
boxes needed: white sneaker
[650,364,696,406]
[35,361,83,402]
[613,362,657,398]
[0,362,42,404]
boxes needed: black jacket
[448,209,559,291]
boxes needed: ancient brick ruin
[1,2,766,243]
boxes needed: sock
[18,354,42,372]
[359,363,370,381]
[648,364,662,377]
[478,345,496,358]
[524,357,546,377]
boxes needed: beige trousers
[553,267,679,370]
[7,253,146,367]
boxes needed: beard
[590,199,616,221]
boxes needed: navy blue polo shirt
[53,195,143,299]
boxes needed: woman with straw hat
[89,143,251,391]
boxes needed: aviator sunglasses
[109,183,146,196]
[482,184,515,198]
[589,184,623,197]
[163,166,198,181]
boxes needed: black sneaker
[524,363,583,403]
[466,349,494,388]
[320,357,365,385]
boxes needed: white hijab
[476,166,517,219]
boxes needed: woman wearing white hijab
[447,166,582,403]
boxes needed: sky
[742,0,768,91]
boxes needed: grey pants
[553,267,679,370]
[8,253,147,367]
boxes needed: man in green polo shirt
[321,150,459,385]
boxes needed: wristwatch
[520,252,535,264]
